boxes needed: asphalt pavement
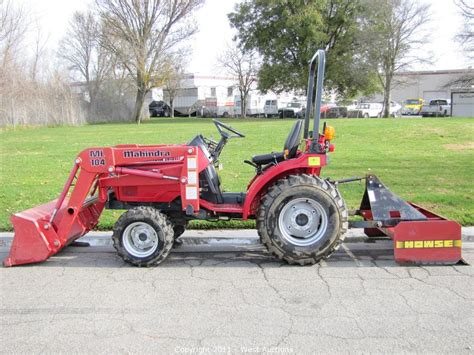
[0,229,473,354]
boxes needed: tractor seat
[250,120,303,167]
[252,151,286,165]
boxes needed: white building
[362,68,474,103]
[152,73,304,117]
[153,68,474,118]
[451,89,474,117]
[153,74,236,116]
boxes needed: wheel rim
[278,198,328,247]
[122,222,159,258]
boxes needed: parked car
[149,101,171,117]
[263,99,278,117]
[347,103,383,118]
[278,102,306,118]
[264,99,292,117]
[420,99,451,117]
[402,98,424,115]
[323,106,348,118]
[320,103,337,116]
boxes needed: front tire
[257,175,348,265]
[112,207,174,267]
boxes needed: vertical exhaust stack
[303,49,326,146]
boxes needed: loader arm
[4,144,204,267]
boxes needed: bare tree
[96,0,203,123]
[163,58,185,118]
[0,1,88,127]
[59,11,111,115]
[363,0,431,117]
[443,74,474,89]
[30,20,49,81]
[218,44,258,118]
[455,0,474,59]
[0,0,29,68]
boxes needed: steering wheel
[213,119,245,138]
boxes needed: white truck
[347,103,383,118]
[263,94,300,117]
[263,99,288,117]
[263,99,279,117]
[420,99,451,117]
[347,101,401,118]
[278,101,306,118]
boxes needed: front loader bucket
[4,200,60,267]
[4,161,105,267]
[4,197,103,267]
[357,174,463,265]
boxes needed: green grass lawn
[0,117,473,230]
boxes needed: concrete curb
[1,227,473,250]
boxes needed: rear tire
[112,207,174,267]
[257,175,348,265]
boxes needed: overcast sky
[25,0,473,74]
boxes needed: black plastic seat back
[284,120,303,158]
[250,120,303,167]
[188,135,223,203]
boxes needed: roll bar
[303,49,326,141]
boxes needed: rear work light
[324,125,335,141]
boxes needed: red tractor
[4,50,462,267]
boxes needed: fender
[242,153,327,219]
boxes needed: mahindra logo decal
[123,150,171,158]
